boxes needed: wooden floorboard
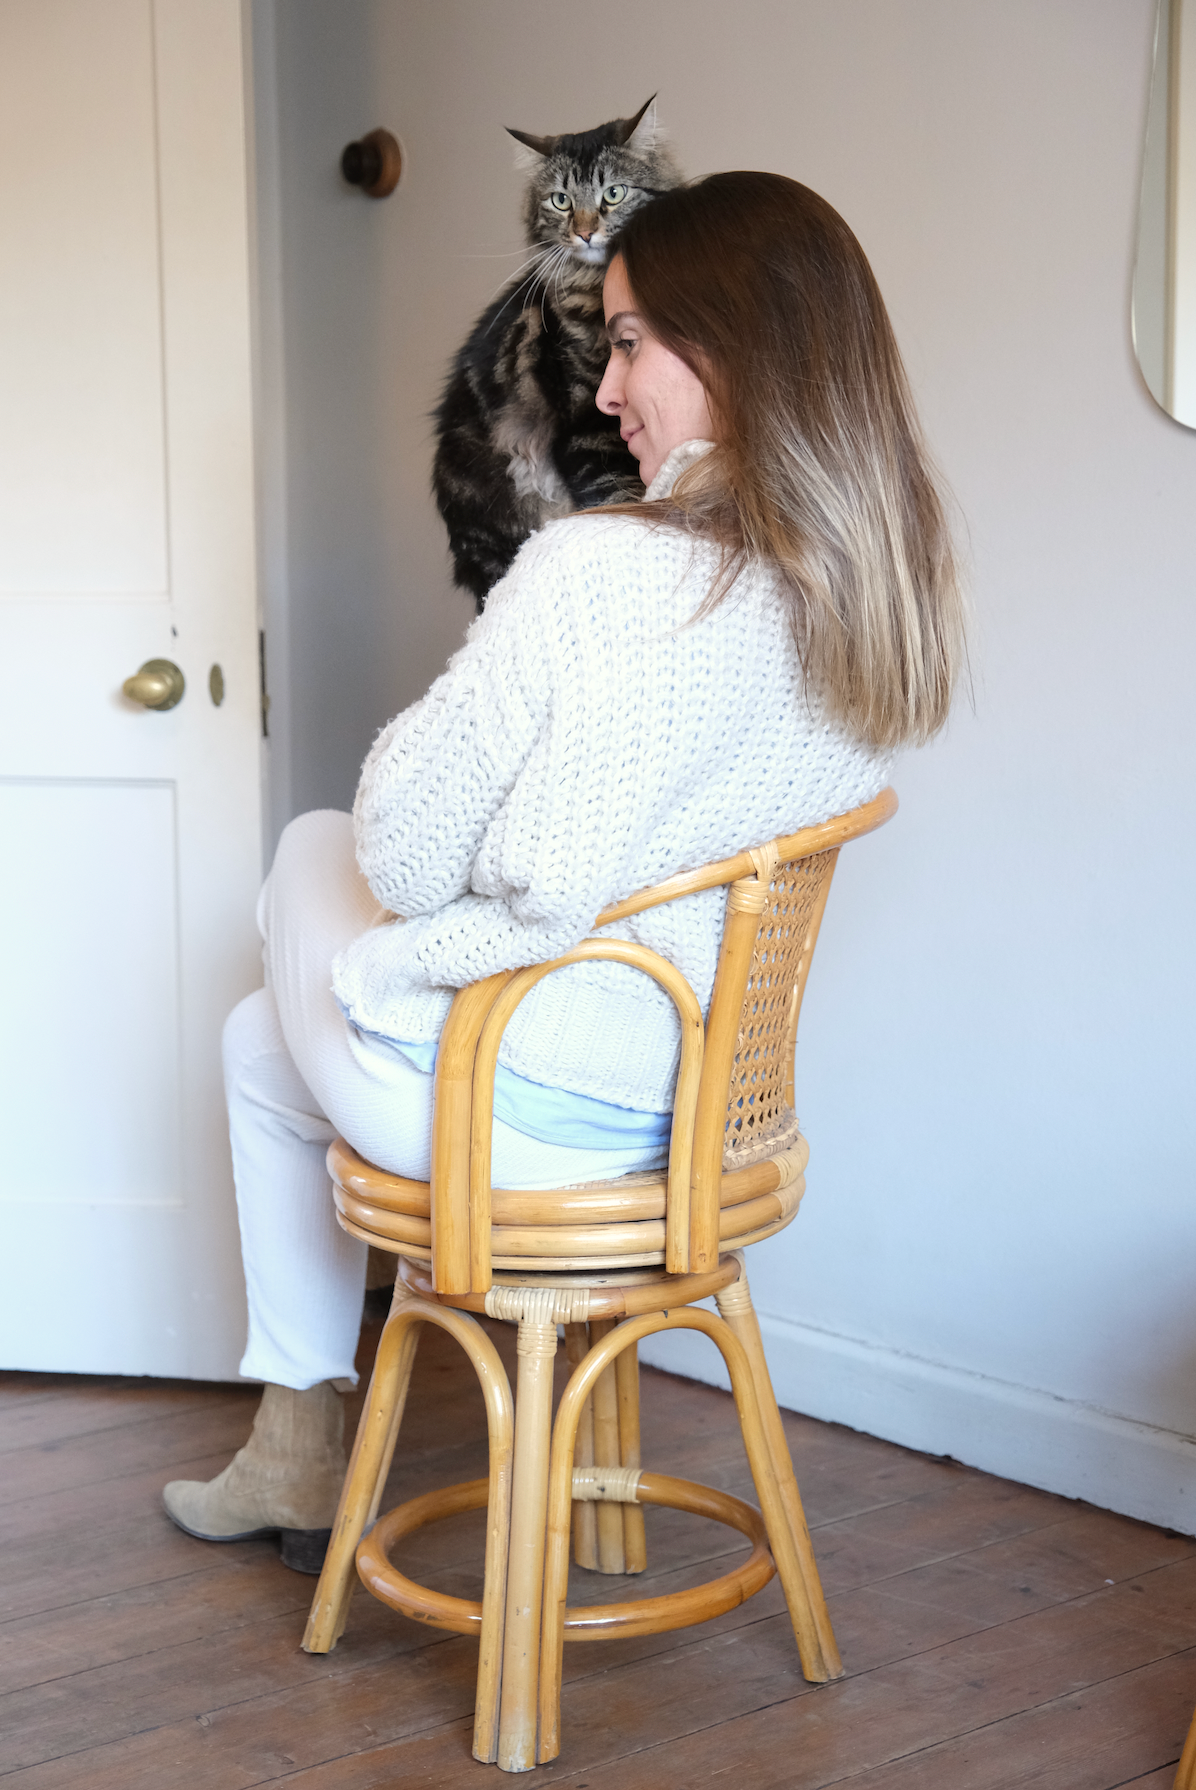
[1,1309,1193,1789]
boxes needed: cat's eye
[602,184,629,207]
[548,191,571,212]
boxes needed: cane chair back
[329,787,897,1295]
[723,850,838,1166]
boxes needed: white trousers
[225,810,664,1389]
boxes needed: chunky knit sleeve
[334,518,650,1036]
[351,536,554,918]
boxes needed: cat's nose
[576,229,594,243]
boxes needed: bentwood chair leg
[413,1303,515,1766]
[539,1316,639,1764]
[715,1258,842,1680]
[497,1309,559,1773]
[588,1317,627,1574]
[539,1308,795,1766]
[303,1283,422,1655]
[1175,1703,1196,1789]
[563,1322,598,1570]
[615,1336,647,1572]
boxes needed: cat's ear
[505,126,555,157]
[616,95,658,152]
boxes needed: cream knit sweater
[333,443,891,1114]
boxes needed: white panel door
[0,0,264,1378]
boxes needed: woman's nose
[595,354,622,414]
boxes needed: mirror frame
[1133,0,1196,428]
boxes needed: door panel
[0,779,182,1207]
[0,0,169,595]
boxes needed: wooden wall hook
[340,128,402,198]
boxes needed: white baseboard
[637,1310,1196,1537]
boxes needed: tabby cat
[433,97,682,608]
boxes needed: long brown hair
[613,171,965,750]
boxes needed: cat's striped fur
[433,98,682,608]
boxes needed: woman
[163,172,965,1571]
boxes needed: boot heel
[280,1528,333,1574]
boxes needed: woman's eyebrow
[604,310,640,340]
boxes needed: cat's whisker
[550,248,573,298]
[492,258,563,329]
[479,247,550,279]
[547,249,575,318]
[478,247,552,305]
[487,276,544,329]
[458,244,544,258]
[539,251,564,327]
[540,247,570,325]
[484,247,559,328]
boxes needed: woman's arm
[351,538,555,919]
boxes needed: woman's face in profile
[596,255,713,488]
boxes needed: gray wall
[253,0,1196,1529]
[251,0,469,834]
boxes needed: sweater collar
[644,438,716,501]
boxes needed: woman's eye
[602,184,628,206]
[613,335,636,355]
[549,191,571,211]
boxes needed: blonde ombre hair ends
[615,172,965,751]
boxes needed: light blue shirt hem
[367,1033,673,1151]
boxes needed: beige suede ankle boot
[162,1381,347,1573]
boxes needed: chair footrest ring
[356,1472,776,1641]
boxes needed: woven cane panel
[722,853,834,1168]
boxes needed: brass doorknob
[122,659,185,711]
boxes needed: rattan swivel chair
[1176,1708,1196,1786]
[303,787,897,1772]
